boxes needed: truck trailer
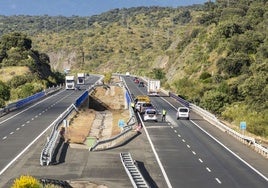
[147,79,160,95]
[77,73,85,84]
[65,75,75,90]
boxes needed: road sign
[240,122,246,130]
[118,119,125,128]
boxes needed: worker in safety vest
[131,102,135,109]
[162,109,167,122]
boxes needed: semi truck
[147,79,160,95]
[65,75,75,90]
[77,73,85,84]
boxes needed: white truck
[147,79,160,95]
[77,73,85,84]
[65,75,75,90]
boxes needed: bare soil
[65,77,129,146]
[62,77,130,187]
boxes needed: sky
[0,0,210,17]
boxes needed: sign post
[240,121,246,135]
[118,119,125,129]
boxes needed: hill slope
[0,1,267,137]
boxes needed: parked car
[144,108,158,122]
[176,107,190,120]
[140,102,153,114]
[138,81,144,87]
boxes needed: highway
[0,74,267,188]
[0,75,101,176]
[124,75,268,188]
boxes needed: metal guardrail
[120,152,150,188]
[170,93,268,158]
[89,126,135,151]
[40,77,104,165]
[0,85,62,117]
[40,104,76,165]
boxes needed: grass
[0,66,30,82]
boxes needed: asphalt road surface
[0,74,267,188]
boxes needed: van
[176,107,190,120]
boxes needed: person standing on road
[162,109,167,122]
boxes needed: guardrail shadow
[135,160,158,188]
[51,137,69,165]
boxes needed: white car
[143,108,158,122]
[176,107,190,120]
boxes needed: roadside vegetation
[0,0,267,137]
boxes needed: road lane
[124,75,268,188]
[0,76,101,175]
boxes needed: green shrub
[0,81,10,101]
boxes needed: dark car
[138,81,144,87]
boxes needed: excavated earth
[65,78,131,187]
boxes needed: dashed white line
[178,134,181,137]
[2,136,7,140]
[21,124,25,127]
[16,128,20,131]
[192,151,196,155]
[187,145,190,148]
[206,167,211,172]
[215,178,222,184]
[35,115,38,118]
[182,139,185,142]
[26,121,30,124]
[10,132,14,135]
[199,158,203,163]
[174,130,177,133]
[31,118,34,120]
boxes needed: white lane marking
[199,158,203,163]
[174,130,177,133]
[31,118,34,120]
[178,134,181,137]
[10,132,14,135]
[0,114,59,176]
[187,145,190,148]
[0,89,65,126]
[2,136,7,140]
[26,121,30,124]
[206,167,211,172]
[138,113,172,188]
[35,115,38,118]
[21,124,25,127]
[192,151,196,155]
[215,178,222,184]
[190,120,268,182]
[16,128,20,131]
[182,139,185,142]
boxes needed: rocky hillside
[0,0,267,137]
[0,32,64,106]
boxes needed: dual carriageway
[0,74,267,187]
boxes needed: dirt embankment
[65,77,130,146]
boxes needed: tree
[0,32,32,51]
[150,68,165,80]
[0,81,10,102]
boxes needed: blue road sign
[240,122,246,130]
[118,119,125,128]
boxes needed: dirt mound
[65,80,129,146]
